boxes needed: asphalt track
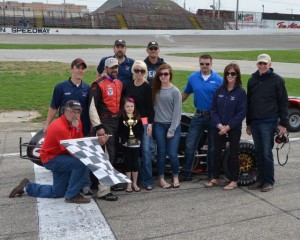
[1,33,300,240]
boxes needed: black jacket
[246,68,288,127]
[144,57,166,84]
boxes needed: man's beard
[71,120,79,127]
[116,51,124,58]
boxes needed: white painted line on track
[34,164,116,240]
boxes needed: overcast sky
[17,0,300,14]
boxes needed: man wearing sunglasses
[97,39,134,88]
[89,57,124,201]
[144,41,166,85]
[246,53,288,192]
[181,54,223,182]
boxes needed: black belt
[196,110,210,116]
[99,112,119,119]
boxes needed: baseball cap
[147,41,159,49]
[257,54,271,63]
[64,100,82,110]
[105,58,119,68]
[71,58,87,69]
[114,39,126,47]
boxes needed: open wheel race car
[19,113,258,186]
[288,97,300,132]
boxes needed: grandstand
[0,0,225,30]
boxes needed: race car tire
[287,108,300,132]
[223,141,258,186]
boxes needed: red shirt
[40,115,83,164]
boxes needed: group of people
[9,39,288,204]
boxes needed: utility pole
[235,0,239,30]
[217,0,220,19]
[210,0,216,18]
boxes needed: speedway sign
[0,27,51,34]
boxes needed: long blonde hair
[131,60,148,83]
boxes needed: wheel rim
[290,114,300,128]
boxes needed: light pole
[2,0,5,26]
[235,0,239,30]
[210,0,216,18]
[287,8,293,14]
[262,4,264,13]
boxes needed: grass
[169,49,300,63]
[1,62,299,122]
[0,44,142,49]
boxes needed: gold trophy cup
[124,116,138,146]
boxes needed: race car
[19,113,258,186]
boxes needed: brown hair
[223,62,242,87]
[152,64,173,104]
[121,97,141,121]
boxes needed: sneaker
[99,193,118,201]
[65,193,91,204]
[261,184,273,192]
[111,184,124,191]
[248,182,263,190]
[80,187,93,196]
[9,178,30,198]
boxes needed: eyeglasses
[200,63,210,66]
[133,69,146,74]
[149,47,158,51]
[109,65,118,69]
[226,72,237,77]
[258,62,268,65]
[159,72,170,77]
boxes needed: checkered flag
[60,137,131,186]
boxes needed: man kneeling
[9,100,108,204]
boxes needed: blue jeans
[26,155,89,199]
[250,118,278,185]
[153,122,181,178]
[182,113,215,179]
[141,124,154,187]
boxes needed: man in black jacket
[144,41,166,85]
[246,53,288,192]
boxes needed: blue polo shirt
[184,70,223,111]
[50,78,90,136]
[97,55,134,87]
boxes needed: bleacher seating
[0,0,226,30]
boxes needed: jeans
[153,122,181,178]
[250,118,278,185]
[182,113,215,179]
[141,124,154,187]
[26,154,89,199]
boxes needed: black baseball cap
[114,39,126,47]
[71,58,87,69]
[64,100,82,110]
[147,41,159,49]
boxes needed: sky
[15,0,300,14]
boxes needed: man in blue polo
[97,39,134,88]
[181,54,223,181]
[44,58,90,137]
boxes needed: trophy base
[127,137,139,147]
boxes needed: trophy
[123,116,138,146]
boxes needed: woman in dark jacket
[205,63,247,190]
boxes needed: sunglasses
[149,47,158,51]
[159,72,170,77]
[226,72,237,77]
[134,69,146,74]
[200,63,210,66]
[258,62,268,65]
